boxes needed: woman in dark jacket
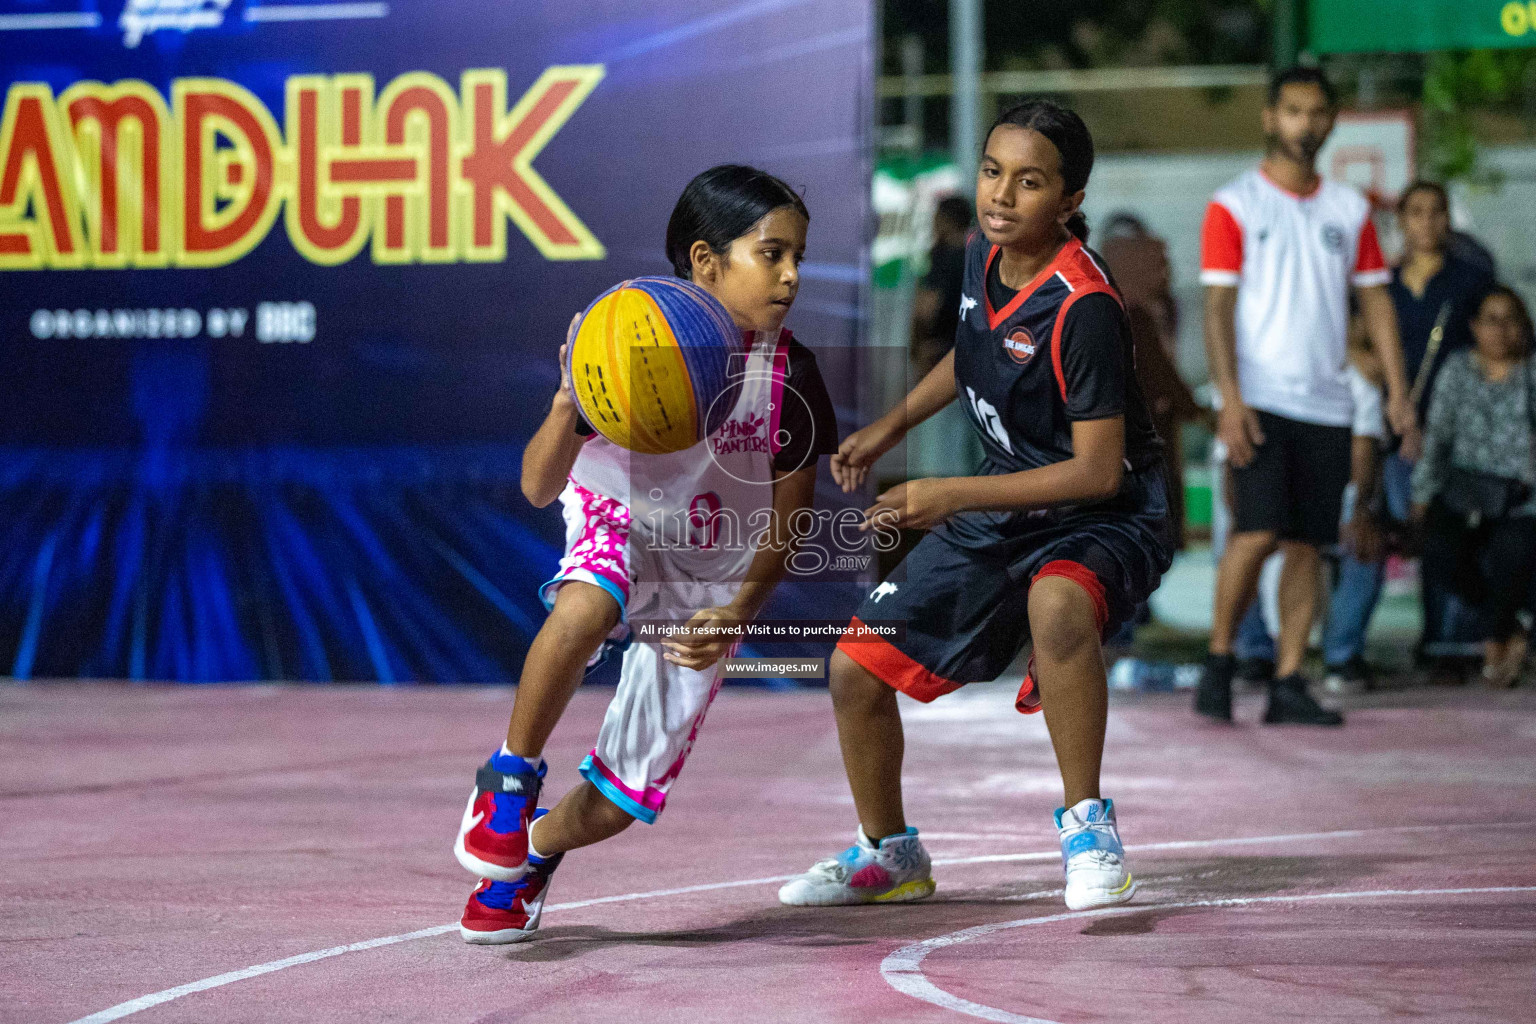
[1391,182,1494,665]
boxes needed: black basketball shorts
[837,471,1172,710]
[1229,410,1352,546]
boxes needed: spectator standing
[907,196,984,479]
[1320,335,1389,690]
[1100,216,1209,551]
[1228,336,1387,692]
[1390,182,1495,671]
[1194,67,1417,726]
[1412,286,1536,688]
[910,196,974,375]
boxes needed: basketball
[565,277,744,454]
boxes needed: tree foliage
[1422,49,1536,181]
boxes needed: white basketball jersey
[569,328,791,582]
[1200,168,1389,428]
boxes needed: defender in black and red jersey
[779,100,1174,914]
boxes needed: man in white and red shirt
[1195,67,1417,727]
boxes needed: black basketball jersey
[952,233,1164,481]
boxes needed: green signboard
[1310,0,1536,54]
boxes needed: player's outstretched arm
[863,416,1126,531]
[520,343,589,508]
[832,349,958,493]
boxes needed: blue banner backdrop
[0,0,872,681]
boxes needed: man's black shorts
[1230,410,1352,545]
[837,467,1173,705]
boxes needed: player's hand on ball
[662,605,743,671]
[862,478,958,532]
[555,312,583,405]
[831,416,904,493]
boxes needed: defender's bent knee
[829,648,895,711]
[1028,577,1101,664]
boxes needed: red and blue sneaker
[459,826,563,945]
[454,750,546,881]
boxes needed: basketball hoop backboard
[1318,110,1416,207]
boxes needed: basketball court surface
[5,679,1533,1023]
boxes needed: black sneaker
[1263,675,1344,726]
[1235,656,1275,686]
[1195,653,1235,721]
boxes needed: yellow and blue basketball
[566,277,744,454]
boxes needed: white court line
[880,885,1536,1024]
[61,819,1536,1024]
[62,875,800,1024]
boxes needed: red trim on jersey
[837,616,963,703]
[984,236,1084,331]
[1031,560,1110,634]
[1354,218,1386,275]
[1048,283,1123,404]
[1056,242,1115,292]
[1200,201,1244,275]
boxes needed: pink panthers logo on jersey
[710,411,769,456]
[1003,327,1037,365]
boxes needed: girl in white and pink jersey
[452,165,839,944]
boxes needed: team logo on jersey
[1321,224,1346,253]
[1003,327,1038,365]
[710,411,769,456]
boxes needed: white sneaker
[778,826,935,906]
[1056,798,1136,911]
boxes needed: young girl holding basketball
[779,101,1173,912]
[454,166,838,943]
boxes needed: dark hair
[665,165,808,279]
[1268,66,1337,107]
[935,195,972,232]
[1477,284,1534,354]
[986,100,1095,241]
[1099,211,1151,241]
[1397,179,1449,215]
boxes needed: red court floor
[3,680,1533,1023]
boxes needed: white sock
[498,743,543,769]
[1064,797,1106,825]
[527,817,549,861]
[858,826,892,849]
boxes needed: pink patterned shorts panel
[540,481,632,610]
